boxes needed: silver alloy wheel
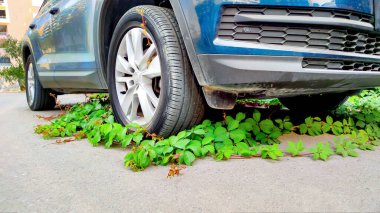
[27,63,35,105]
[115,27,162,125]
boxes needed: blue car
[22,0,380,136]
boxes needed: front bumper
[199,53,380,109]
[199,53,380,97]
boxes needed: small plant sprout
[334,136,359,157]
[286,140,305,157]
[260,144,284,160]
[309,142,334,161]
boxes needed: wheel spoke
[128,94,139,121]
[116,76,132,83]
[126,33,138,70]
[27,64,35,104]
[120,86,134,110]
[130,28,144,65]
[140,83,159,107]
[143,56,161,79]
[138,44,156,70]
[137,86,155,120]
[116,55,132,74]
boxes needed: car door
[28,0,57,88]
[49,0,103,89]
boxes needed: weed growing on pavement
[35,89,380,172]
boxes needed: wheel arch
[21,43,32,70]
[98,0,169,78]
[98,0,205,85]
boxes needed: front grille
[303,59,380,71]
[218,6,380,56]
[221,7,374,24]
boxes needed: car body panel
[49,0,103,89]
[23,0,380,99]
[24,0,106,90]
[172,0,375,55]
[27,0,56,87]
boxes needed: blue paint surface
[179,0,377,57]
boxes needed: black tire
[107,6,205,137]
[25,55,56,111]
[280,92,354,116]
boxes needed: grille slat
[218,6,379,56]
[222,7,374,24]
[303,59,380,72]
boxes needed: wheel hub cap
[27,63,35,105]
[115,27,162,125]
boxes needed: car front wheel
[107,6,205,137]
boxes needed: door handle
[49,7,60,15]
[29,24,36,30]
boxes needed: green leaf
[133,133,144,145]
[322,123,331,133]
[186,140,202,156]
[286,141,305,156]
[183,151,196,166]
[236,142,251,157]
[138,150,151,169]
[356,120,366,128]
[202,145,215,156]
[371,139,380,146]
[332,125,343,135]
[326,116,333,124]
[214,127,229,142]
[227,120,240,131]
[202,136,214,146]
[193,129,206,135]
[230,129,246,143]
[105,115,114,124]
[299,124,307,135]
[105,130,116,149]
[121,134,133,148]
[202,120,212,127]
[348,150,359,157]
[269,130,282,139]
[177,130,188,139]
[236,112,246,122]
[162,146,174,155]
[173,139,191,150]
[283,122,293,131]
[253,110,261,122]
[88,131,101,146]
[260,144,283,160]
[305,117,313,125]
[160,155,172,165]
[309,142,334,161]
[259,119,274,134]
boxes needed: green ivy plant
[34,89,380,172]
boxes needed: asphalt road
[1,92,380,212]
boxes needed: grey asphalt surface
[1,92,380,213]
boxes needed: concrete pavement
[1,93,380,212]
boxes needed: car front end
[172,0,380,108]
